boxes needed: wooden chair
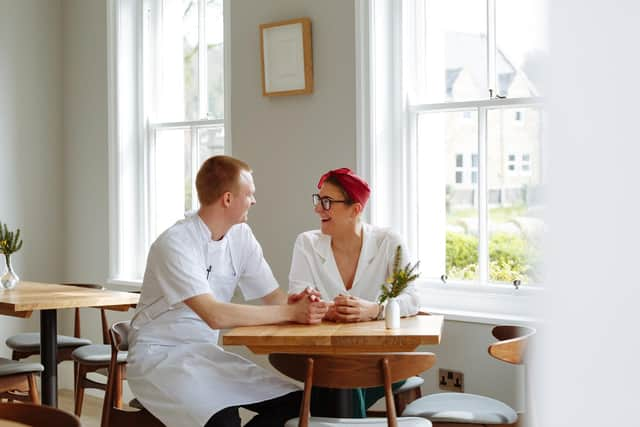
[100,321,163,427]
[0,401,81,426]
[0,358,43,404]
[71,291,139,416]
[269,352,437,427]
[366,310,433,417]
[402,325,536,427]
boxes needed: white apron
[127,215,298,427]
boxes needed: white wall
[0,0,64,357]
[230,0,358,284]
[541,1,640,426]
[0,0,521,409]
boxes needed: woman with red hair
[289,167,420,322]
[288,168,421,418]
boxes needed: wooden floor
[58,389,101,427]
[56,389,256,427]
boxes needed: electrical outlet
[438,368,464,392]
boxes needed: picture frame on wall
[260,17,313,96]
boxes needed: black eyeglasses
[312,194,349,211]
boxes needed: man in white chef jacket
[127,155,329,427]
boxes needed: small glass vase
[1,255,20,290]
[385,297,400,329]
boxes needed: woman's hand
[287,287,321,304]
[290,294,329,324]
[332,294,379,322]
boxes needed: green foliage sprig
[0,222,23,256]
[378,245,420,304]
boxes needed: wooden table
[224,315,443,417]
[223,314,444,355]
[0,281,139,407]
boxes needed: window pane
[496,0,547,97]
[155,0,199,122]
[151,128,192,240]
[416,110,479,282]
[206,0,224,119]
[197,126,225,168]
[487,107,544,285]
[412,0,488,103]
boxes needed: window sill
[417,279,542,325]
[106,278,142,292]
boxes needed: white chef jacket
[127,213,298,427]
[288,223,420,317]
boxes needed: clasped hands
[288,287,379,323]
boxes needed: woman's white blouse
[288,223,420,317]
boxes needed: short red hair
[195,155,251,206]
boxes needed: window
[364,0,546,295]
[108,0,229,283]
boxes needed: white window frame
[107,0,231,287]
[356,0,542,322]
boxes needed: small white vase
[1,255,19,290]
[385,298,400,329]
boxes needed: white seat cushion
[285,417,431,427]
[395,376,424,394]
[402,393,518,424]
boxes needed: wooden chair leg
[74,365,86,416]
[115,364,124,409]
[27,373,40,405]
[73,361,78,396]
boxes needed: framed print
[260,17,313,96]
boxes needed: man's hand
[290,293,329,324]
[332,294,379,322]
[287,287,322,304]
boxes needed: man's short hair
[195,155,251,206]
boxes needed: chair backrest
[66,283,110,344]
[110,321,131,352]
[488,325,536,365]
[0,402,81,427]
[270,352,435,389]
[269,353,436,427]
[102,321,162,427]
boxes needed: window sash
[406,97,542,286]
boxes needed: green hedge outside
[445,231,541,284]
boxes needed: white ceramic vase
[385,298,400,329]
[1,255,19,290]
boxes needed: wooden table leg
[40,309,58,407]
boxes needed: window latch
[440,274,448,284]
[489,88,507,99]
[513,279,521,290]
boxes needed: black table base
[40,309,58,407]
